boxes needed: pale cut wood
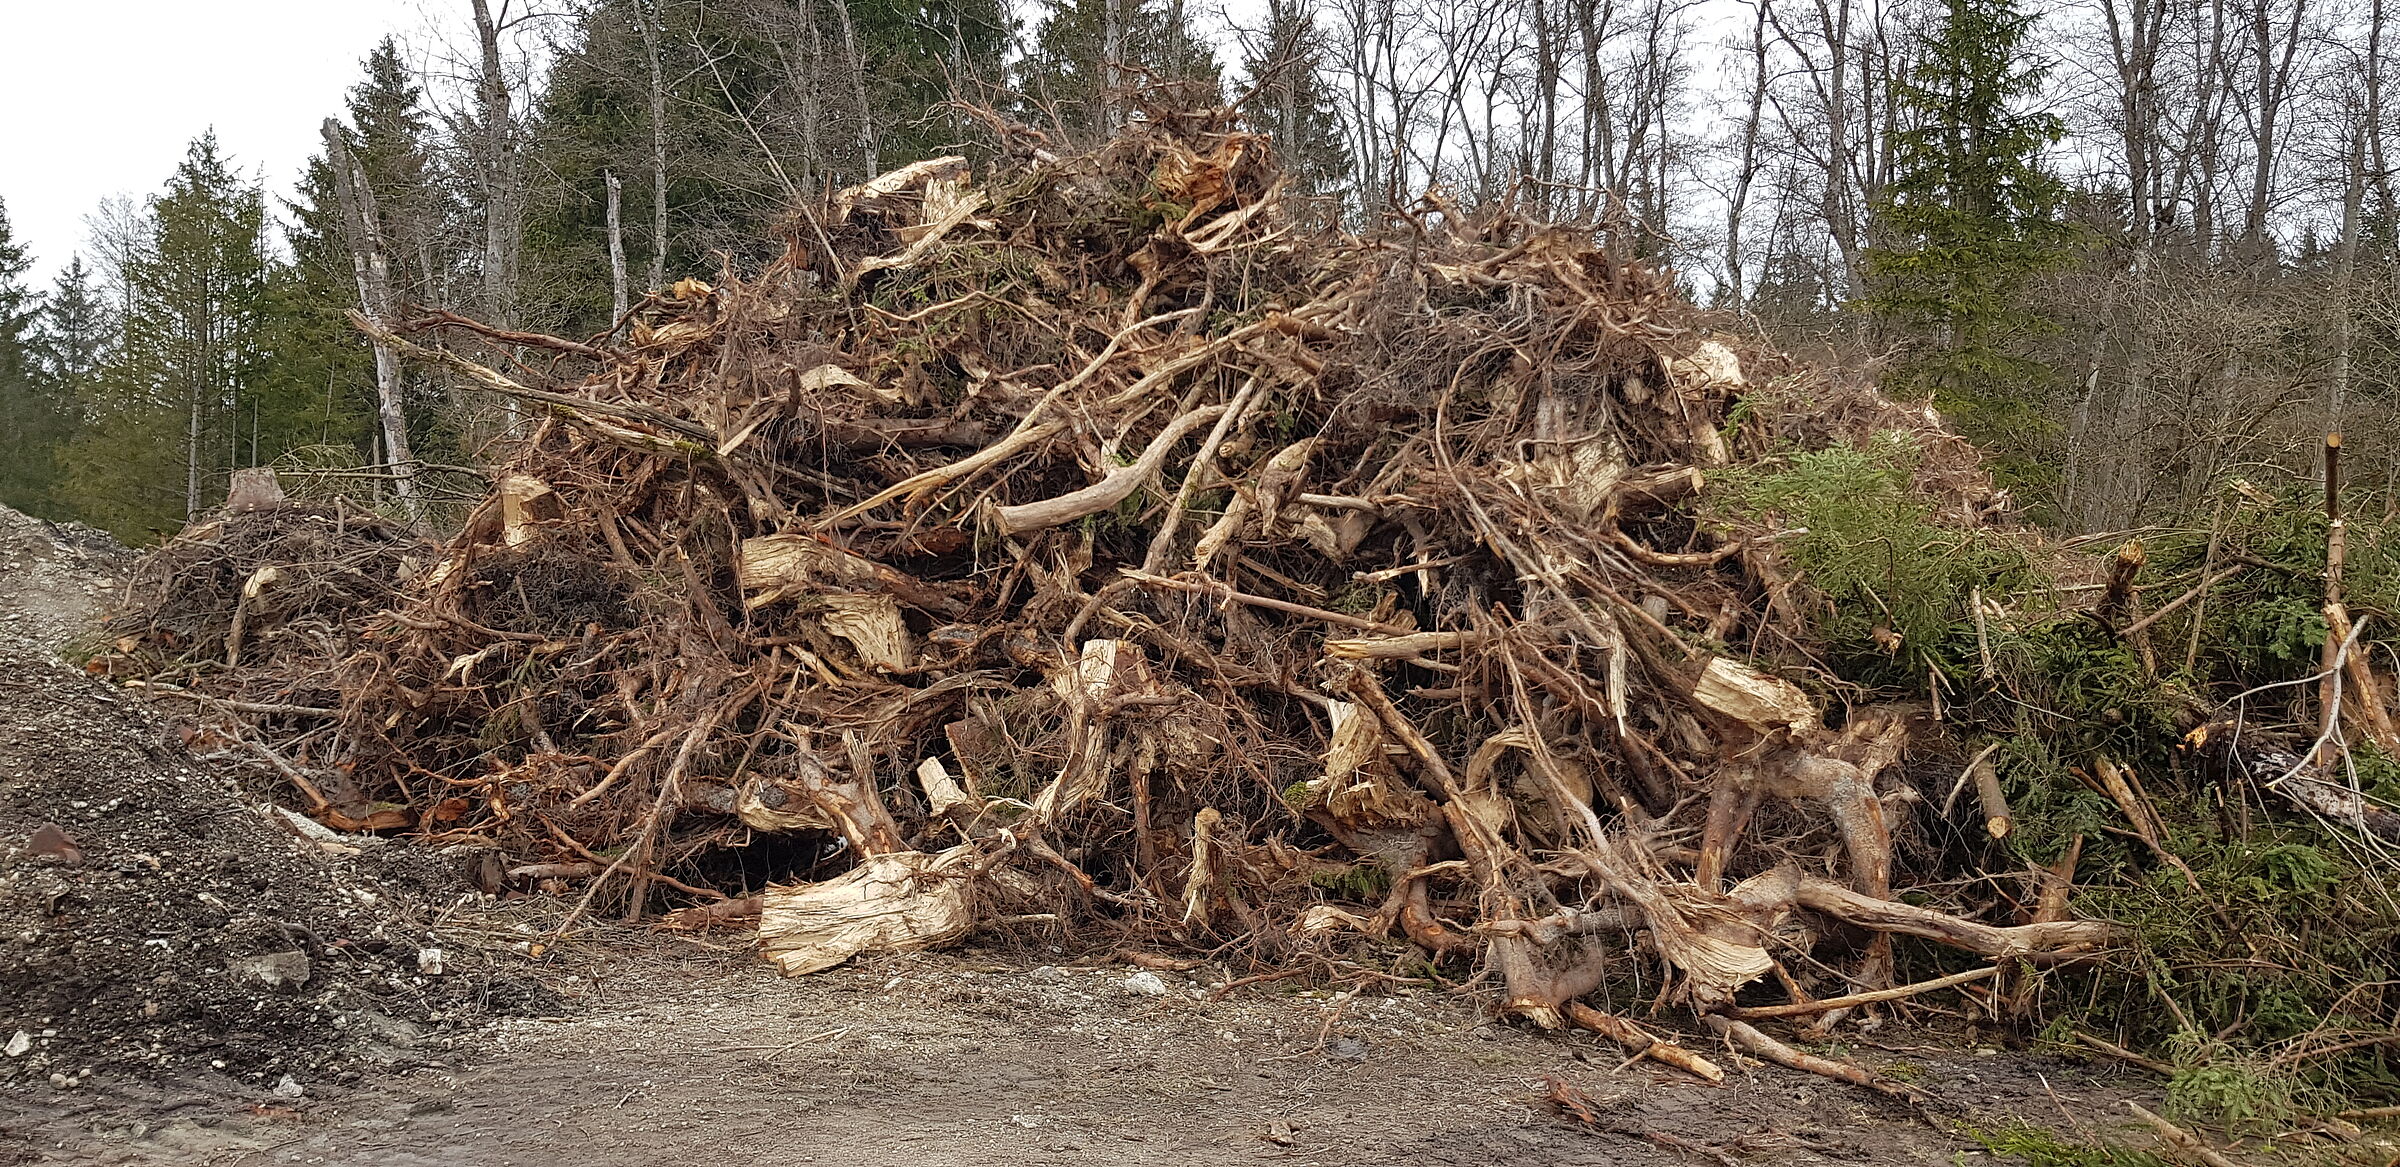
[1690,657,1816,733]
[759,846,976,976]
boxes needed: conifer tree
[1863,0,2068,453]
[39,258,113,386]
[0,197,68,517]
[1017,0,1223,138]
[1236,0,1349,206]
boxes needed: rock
[1326,1035,1369,1062]
[27,823,82,867]
[271,1073,304,1099]
[1122,971,1169,997]
[416,947,446,976]
[230,951,313,991]
[5,1030,29,1057]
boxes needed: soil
[0,637,548,1085]
[4,942,2170,1166]
[0,503,2191,1165]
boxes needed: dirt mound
[0,644,536,1092]
[0,504,131,656]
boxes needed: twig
[1703,1016,1926,1102]
[2071,1031,2174,1074]
[1729,966,2000,1019]
[1119,569,1419,635]
[2116,564,2247,640]
[2127,1101,2240,1167]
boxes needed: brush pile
[112,106,2124,1076]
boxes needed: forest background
[0,0,2384,540]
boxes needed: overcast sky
[0,0,428,284]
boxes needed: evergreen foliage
[56,136,324,539]
[1016,0,1223,137]
[0,197,71,518]
[523,0,1011,338]
[1863,0,2068,460]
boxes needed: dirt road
[6,941,2160,1166]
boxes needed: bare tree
[321,119,421,525]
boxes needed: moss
[1966,1124,2165,1167]
[1310,863,1391,900]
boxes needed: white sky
[0,0,428,284]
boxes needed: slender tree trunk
[836,2,877,179]
[794,0,824,195]
[1102,0,1124,130]
[2332,119,2364,432]
[470,0,518,327]
[640,0,668,292]
[1724,1,1769,311]
[469,0,521,437]
[606,169,629,320]
[185,373,203,524]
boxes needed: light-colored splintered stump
[1703,1016,1924,1102]
[2127,1102,2241,1167]
[758,846,977,976]
[1565,1002,1725,1084]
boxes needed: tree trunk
[320,119,420,526]
[836,2,877,179]
[469,0,521,434]
[606,169,629,320]
[640,0,668,292]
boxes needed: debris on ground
[82,106,2093,1089]
[0,503,131,655]
[0,542,540,1090]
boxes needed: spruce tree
[1236,0,1349,207]
[0,197,68,517]
[39,258,113,385]
[1863,0,2067,454]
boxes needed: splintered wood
[151,100,2112,1082]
